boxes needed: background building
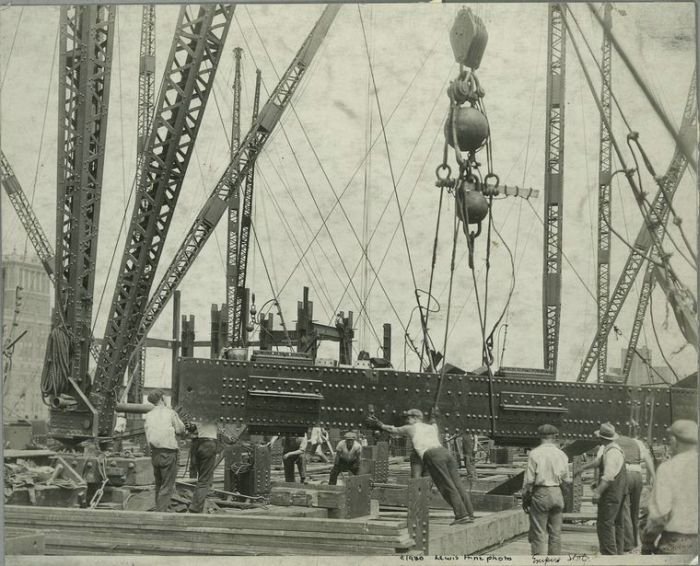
[2,253,51,421]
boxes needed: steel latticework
[596,3,613,382]
[1,150,56,281]
[55,5,115,388]
[137,6,156,159]
[620,70,697,381]
[226,47,243,347]
[231,69,263,347]
[542,4,566,374]
[577,70,697,382]
[139,5,340,341]
[91,5,235,435]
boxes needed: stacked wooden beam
[5,505,415,555]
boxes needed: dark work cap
[403,409,424,419]
[537,424,559,437]
[668,419,698,444]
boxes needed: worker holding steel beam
[328,432,362,485]
[188,419,219,513]
[521,424,572,556]
[590,423,628,555]
[368,408,475,525]
[642,420,698,555]
[144,390,186,512]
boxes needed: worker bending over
[368,408,474,525]
[642,419,697,555]
[144,390,186,512]
[522,424,571,556]
[281,434,308,483]
[188,419,219,513]
[329,432,362,485]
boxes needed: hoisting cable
[358,5,436,373]
[585,2,697,173]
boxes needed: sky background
[1,2,697,391]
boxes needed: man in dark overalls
[592,423,628,555]
[281,434,307,483]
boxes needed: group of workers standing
[522,419,698,557]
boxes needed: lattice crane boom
[596,3,613,382]
[1,150,55,282]
[90,5,235,435]
[55,5,115,388]
[542,4,566,374]
[577,70,697,382]
[138,5,340,343]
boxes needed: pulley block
[449,8,489,70]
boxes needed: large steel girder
[137,5,156,159]
[176,358,694,445]
[542,4,566,374]
[92,5,235,435]
[56,5,115,385]
[140,6,340,341]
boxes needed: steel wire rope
[0,7,23,90]
[568,5,698,260]
[648,290,680,382]
[21,21,60,258]
[329,64,455,342]
[357,5,434,368]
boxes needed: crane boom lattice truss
[596,3,613,382]
[91,5,235,435]
[56,5,115,387]
[231,69,263,347]
[137,5,156,160]
[1,150,55,282]
[542,3,566,374]
[577,69,697,382]
[226,47,243,347]
[139,5,340,342]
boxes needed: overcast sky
[1,3,697,386]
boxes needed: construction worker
[329,432,362,485]
[642,419,697,555]
[281,433,308,483]
[368,408,475,525]
[590,423,627,555]
[521,424,571,556]
[617,433,656,551]
[307,422,330,463]
[188,419,219,513]
[143,390,186,512]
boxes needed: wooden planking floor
[487,530,600,556]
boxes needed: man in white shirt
[370,408,474,525]
[642,419,697,556]
[522,424,572,555]
[188,419,219,513]
[329,432,362,485]
[144,390,186,512]
[307,423,330,463]
[591,422,627,555]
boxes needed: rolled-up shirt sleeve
[523,455,536,490]
[601,448,624,482]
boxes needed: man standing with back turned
[144,390,186,512]
[368,408,475,525]
[522,424,571,556]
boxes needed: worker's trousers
[623,470,643,550]
[528,486,564,555]
[329,459,360,485]
[422,446,474,520]
[596,472,627,555]
[189,438,219,513]
[150,447,179,512]
[283,453,305,483]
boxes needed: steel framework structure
[542,4,566,374]
[1,150,55,282]
[596,3,613,382]
[577,70,697,382]
[139,5,340,342]
[137,6,156,160]
[91,5,235,434]
[226,47,243,346]
[56,5,115,387]
[231,69,263,347]
[620,70,698,380]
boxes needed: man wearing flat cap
[329,431,362,485]
[590,422,628,555]
[642,419,697,555]
[522,424,571,555]
[368,408,475,525]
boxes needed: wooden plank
[5,505,406,534]
[4,449,56,459]
[372,485,516,512]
